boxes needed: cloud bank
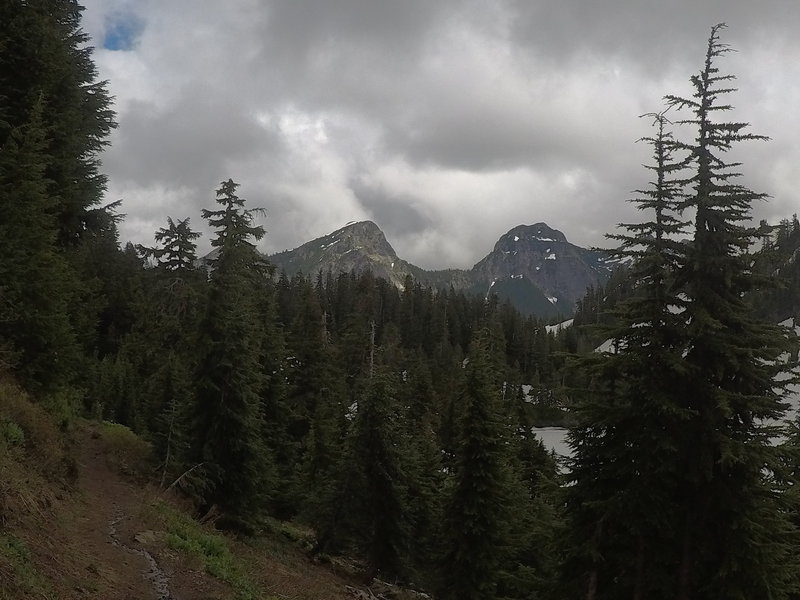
[81,0,800,269]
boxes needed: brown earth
[3,420,355,600]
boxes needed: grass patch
[0,534,52,600]
[0,380,71,478]
[150,501,269,600]
[0,381,68,530]
[98,421,151,477]
[262,517,315,548]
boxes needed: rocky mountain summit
[469,222,615,312]
[267,221,616,317]
[269,221,424,289]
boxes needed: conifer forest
[2,3,800,599]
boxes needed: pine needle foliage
[664,24,799,599]
[192,180,274,525]
[563,24,800,599]
[440,329,513,600]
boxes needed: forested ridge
[2,4,800,599]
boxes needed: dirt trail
[70,426,174,600]
[62,423,353,600]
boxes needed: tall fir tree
[0,97,80,391]
[349,367,409,582]
[663,23,799,598]
[564,24,799,599]
[440,329,513,600]
[561,113,692,599]
[137,217,204,483]
[191,179,274,525]
[0,0,115,246]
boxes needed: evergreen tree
[563,25,799,599]
[561,112,691,599]
[0,97,80,391]
[141,217,202,272]
[191,180,274,524]
[136,217,204,483]
[0,0,124,401]
[349,367,408,581]
[663,24,798,598]
[0,0,115,246]
[440,329,512,599]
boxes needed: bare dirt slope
[3,419,354,600]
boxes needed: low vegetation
[149,501,263,600]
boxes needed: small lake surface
[533,383,800,460]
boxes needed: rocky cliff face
[265,220,614,317]
[470,223,614,310]
[269,221,423,289]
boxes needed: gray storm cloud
[81,0,800,268]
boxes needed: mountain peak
[500,223,568,246]
[270,219,614,317]
[472,221,612,311]
[270,220,414,287]
[335,220,382,235]
[323,220,396,257]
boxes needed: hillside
[0,384,382,600]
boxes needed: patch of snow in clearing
[534,236,556,242]
[521,384,534,402]
[535,266,541,271]
[547,296,558,304]
[391,262,394,268]
[346,400,358,420]
[532,427,571,457]
[595,338,619,353]
[668,293,690,314]
[511,274,523,279]
[546,319,574,334]
[513,235,519,241]
[546,253,557,260]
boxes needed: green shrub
[0,421,25,447]
[0,534,50,599]
[152,502,262,600]
[99,421,152,477]
[0,381,67,477]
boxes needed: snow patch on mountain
[546,319,574,334]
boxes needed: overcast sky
[80,0,800,270]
